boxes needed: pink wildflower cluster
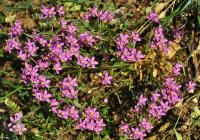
[56,105,79,120]
[5,24,40,61]
[77,107,105,133]
[116,32,145,62]
[9,20,23,37]
[80,32,96,47]
[151,25,171,53]
[77,55,98,68]
[19,40,39,60]
[120,118,153,140]
[5,38,21,53]
[4,4,192,138]
[172,63,183,76]
[61,20,77,34]
[60,77,78,99]
[4,6,108,135]
[147,11,159,23]
[5,21,23,53]
[173,28,184,40]
[83,7,114,22]
[121,75,183,139]
[6,112,27,135]
[148,77,182,119]
[40,5,65,19]
[133,95,147,113]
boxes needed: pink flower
[25,40,39,57]
[9,20,23,37]
[147,11,159,23]
[151,91,160,102]
[7,112,27,135]
[133,94,147,113]
[5,38,21,53]
[98,10,114,22]
[42,90,52,102]
[61,18,67,29]
[17,51,27,61]
[139,118,153,133]
[173,28,184,40]
[57,6,65,16]
[131,127,146,140]
[138,95,147,106]
[66,23,77,35]
[101,72,112,85]
[33,89,51,102]
[186,81,196,93]
[49,99,59,107]
[117,33,129,46]
[77,55,89,68]
[151,25,170,53]
[88,56,98,68]
[116,33,145,62]
[40,6,56,19]
[59,49,73,62]
[130,32,141,43]
[53,62,62,74]
[10,112,23,123]
[9,123,27,135]
[61,77,78,89]
[65,35,79,47]
[135,50,145,62]
[80,32,96,47]
[83,7,114,23]
[172,63,183,76]
[61,88,78,99]
[67,106,79,120]
[120,122,130,134]
[77,107,105,133]
[37,60,49,71]
[38,75,51,88]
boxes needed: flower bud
[155,3,166,13]
[158,11,166,20]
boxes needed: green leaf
[162,0,192,27]
[174,129,182,140]
[73,99,84,109]
[191,106,200,118]
[5,99,20,112]
[0,0,4,4]
[0,49,4,57]
[64,2,74,7]
[198,0,200,27]
[69,4,81,11]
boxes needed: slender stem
[0,86,23,102]
[0,70,16,77]
[137,21,149,33]
[23,33,33,38]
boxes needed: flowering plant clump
[1,1,199,139]
[77,107,105,133]
[3,112,27,135]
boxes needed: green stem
[0,86,23,102]
[0,70,16,77]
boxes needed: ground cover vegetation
[0,0,200,139]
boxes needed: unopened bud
[158,11,166,20]
[155,3,166,13]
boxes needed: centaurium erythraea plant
[6,112,27,135]
[4,6,111,135]
[3,4,195,139]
